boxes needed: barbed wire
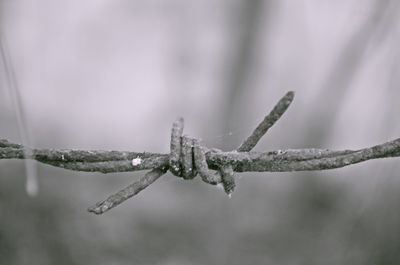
[1,91,399,215]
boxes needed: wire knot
[169,118,235,195]
[86,91,295,214]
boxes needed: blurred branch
[1,91,400,214]
[306,0,398,146]
[221,0,267,149]
[0,34,38,196]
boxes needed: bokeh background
[1,0,400,264]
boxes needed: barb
[219,165,235,195]
[237,91,294,152]
[217,91,295,194]
[1,91,400,214]
[169,117,184,176]
[87,167,168,215]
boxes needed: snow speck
[132,157,142,166]
[216,183,224,190]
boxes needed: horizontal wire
[2,92,400,215]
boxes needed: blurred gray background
[1,0,400,264]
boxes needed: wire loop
[169,118,227,189]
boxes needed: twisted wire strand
[2,138,399,174]
[1,91,400,215]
